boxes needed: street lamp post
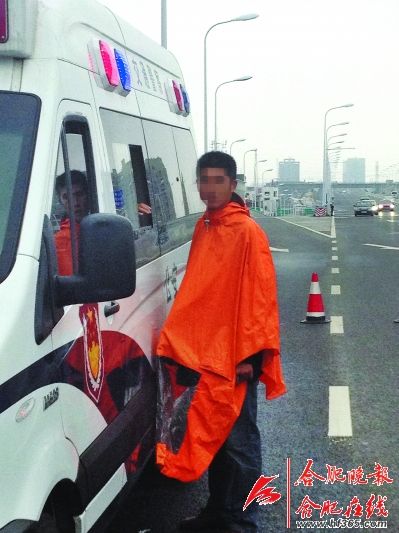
[322,105,353,206]
[243,148,257,182]
[161,0,167,48]
[255,159,269,208]
[243,148,257,207]
[230,138,246,155]
[214,76,252,149]
[203,13,259,152]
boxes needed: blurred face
[197,167,237,211]
[59,182,89,223]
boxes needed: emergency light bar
[165,79,190,116]
[0,0,38,58]
[92,39,190,115]
[0,0,8,43]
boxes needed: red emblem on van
[79,303,104,403]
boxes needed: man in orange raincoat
[156,151,286,533]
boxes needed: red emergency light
[99,40,119,87]
[0,0,8,44]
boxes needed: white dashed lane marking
[330,315,344,334]
[328,386,353,437]
[331,285,341,295]
[331,268,340,274]
[332,255,338,261]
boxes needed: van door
[50,103,156,497]
[48,103,110,460]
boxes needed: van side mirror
[56,213,136,306]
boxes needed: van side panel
[0,390,79,525]
[0,0,201,529]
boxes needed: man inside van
[55,170,89,276]
[156,151,286,533]
[55,170,152,276]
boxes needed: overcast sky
[98,0,399,183]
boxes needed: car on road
[353,200,378,216]
[378,199,395,212]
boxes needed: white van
[0,1,203,531]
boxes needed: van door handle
[104,301,120,317]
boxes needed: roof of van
[1,0,183,78]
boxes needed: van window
[142,121,202,254]
[51,118,98,276]
[0,92,40,283]
[100,109,160,267]
[172,127,204,215]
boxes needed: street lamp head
[234,75,253,82]
[229,138,246,155]
[329,141,344,146]
[204,13,258,152]
[231,13,259,22]
[343,103,354,108]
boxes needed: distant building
[278,158,300,182]
[343,158,365,183]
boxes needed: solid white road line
[332,255,338,261]
[364,243,399,250]
[330,315,344,334]
[331,216,336,239]
[332,246,338,251]
[331,285,341,295]
[331,268,340,274]
[328,386,353,437]
[276,218,333,238]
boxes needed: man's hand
[236,363,253,383]
[138,203,152,215]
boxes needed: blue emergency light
[180,84,190,114]
[114,48,131,92]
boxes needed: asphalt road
[108,189,399,532]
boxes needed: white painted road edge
[331,216,336,239]
[328,386,353,437]
[364,243,399,250]
[275,217,333,239]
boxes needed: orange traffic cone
[301,272,330,324]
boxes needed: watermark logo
[243,459,392,529]
[243,475,282,510]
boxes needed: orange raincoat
[156,201,286,482]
